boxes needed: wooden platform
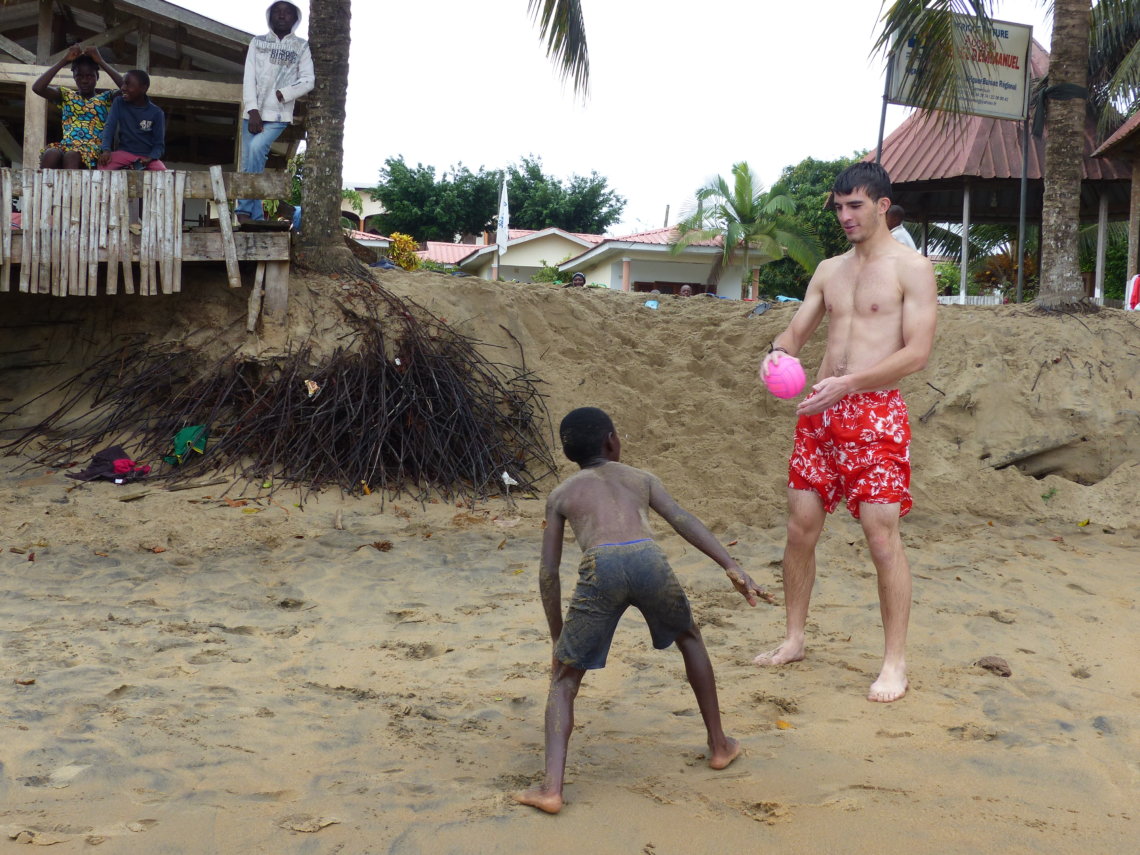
[0,167,292,325]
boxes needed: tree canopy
[369,155,625,242]
[755,154,862,299]
[672,161,823,299]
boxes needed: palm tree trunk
[298,0,358,272]
[1036,0,1091,307]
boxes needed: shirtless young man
[753,162,937,703]
[514,407,771,814]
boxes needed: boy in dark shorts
[514,407,771,814]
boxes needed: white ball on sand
[764,356,806,399]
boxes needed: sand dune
[1,268,1136,853]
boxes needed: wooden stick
[117,171,135,295]
[47,171,61,295]
[209,165,242,288]
[91,171,108,296]
[155,171,170,294]
[35,169,49,294]
[140,171,153,296]
[105,170,121,295]
[0,168,11,292]
[172,170,185,293]
[18,169,33,293]
[70,171,86,297]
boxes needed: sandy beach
[1,269,1137,853]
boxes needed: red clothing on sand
[788,389,912,519]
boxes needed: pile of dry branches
[1,280,556,505]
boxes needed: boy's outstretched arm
[648,477,774,606]
[538,502,566,646]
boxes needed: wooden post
[262,260,289,322]
[247,261,266,331]
[209,165,242,288]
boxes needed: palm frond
[873,1,1000,126]
[528,0,590,98]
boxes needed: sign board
[888,15,1032,121]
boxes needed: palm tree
[300,1,589,273]
[298,0,355,273]
[672,162,823,300]
[874,1,1137,309]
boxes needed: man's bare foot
[753,638,805,666]
[868,662,908,702]
[513,786,563,814]
[708,737,743,770]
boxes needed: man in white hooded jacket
[236,1,314,222]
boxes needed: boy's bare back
[548,461,658,550]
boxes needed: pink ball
[764,355,806,399]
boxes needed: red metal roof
[875,42,1129,184]
[506,228,606,244]
[1093,109,1140,159]
[417,242,481,264]
[612,227,722,247]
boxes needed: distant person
[564,272,586,287]
[33,45,123,169]
[754,163,936,703]
[97,70,166,171]
[236,1,314,223]
[887,205,918,251]
[513,407,770,814]
[679,285,693,297]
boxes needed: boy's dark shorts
[554,540,694,670]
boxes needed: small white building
[558,228,753,297]
[457,228,605,282]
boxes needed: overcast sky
[181,0,1053,236]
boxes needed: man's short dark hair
[833,162,892,202]
[125,69,151,90]
[559,407,614,464]
[71,55,98,74]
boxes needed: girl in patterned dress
[33,45,123,169]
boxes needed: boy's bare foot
[752,638,804,666]
[513,786,564,814]
[868,662,908,702]
[708,737,743,770]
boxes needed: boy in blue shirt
[98,69,166,171]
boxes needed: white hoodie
[242,1,315,124]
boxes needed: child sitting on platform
[33,45,123,170]
[98,70,166,171]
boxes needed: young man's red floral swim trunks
[788,389,911,519]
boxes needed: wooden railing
[1,167,292,321]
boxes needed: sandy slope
[0,267,1136,853]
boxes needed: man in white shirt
[236,1,314,222]
[887,205,918,252]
